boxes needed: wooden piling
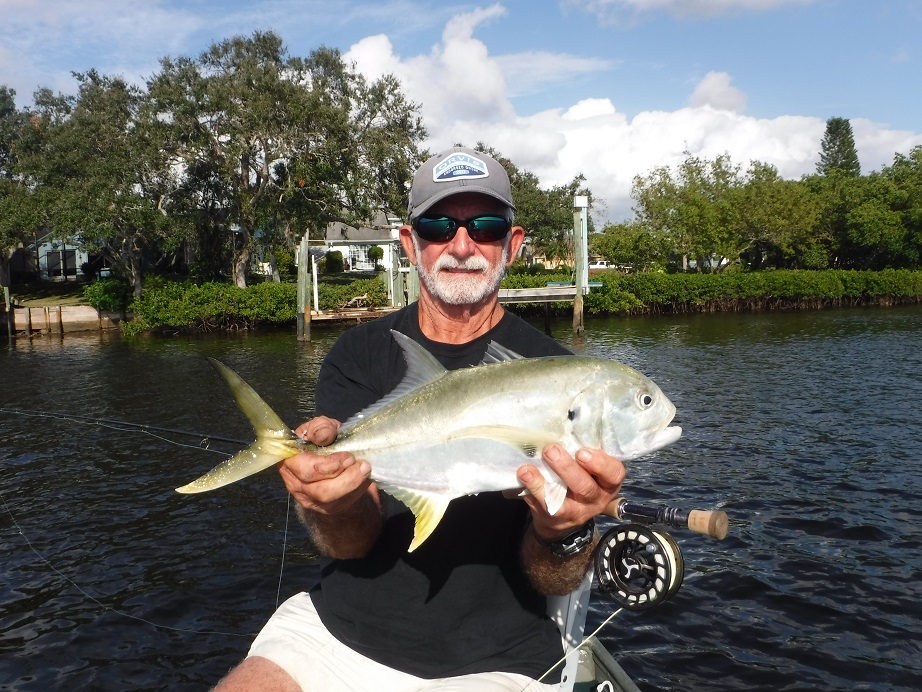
[297,234,311,342]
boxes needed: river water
[1,306,920,691]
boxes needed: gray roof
[325,210,400,243]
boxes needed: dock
[498,282,600,304]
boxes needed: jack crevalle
[177,330,681,551]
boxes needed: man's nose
[445,225,476,256]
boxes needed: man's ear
[507,226,526,266]
[399,225,417,266]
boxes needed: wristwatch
[534,518,596,558]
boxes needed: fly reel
[594,522,685,611]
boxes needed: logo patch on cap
[432,152,489,183]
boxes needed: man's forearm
[521,525,596,596]
[297,489,384,559]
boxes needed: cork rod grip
[601,497,729,540]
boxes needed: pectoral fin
[383,486,452,552]
[447,425,568,516]
[447,425,558,460]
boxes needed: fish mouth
[650,425,682,451]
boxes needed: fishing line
[528,605,625,691]
[276,493,292,610]
[0,488,254,638]
[0,407,294,640]
[0,406,249,453]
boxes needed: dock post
[572,196,589,335]
[3,287,12,344]
[297,234,311,341]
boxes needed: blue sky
[2,0,920,221]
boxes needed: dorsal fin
[480,341,526,365]
[339,330,447,434]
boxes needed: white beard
[412,235,509,306]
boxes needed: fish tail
[175,359,304,494]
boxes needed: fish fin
[208,358,289,435]
[447,425,557,460]
[543,476,568,515]
[176,437,300,493]
[447,425,568,515]
[382,486,452,552]
[480,341,526,365]
[340,331,446,434]
[176,360,302,493]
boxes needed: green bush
[324,250,344,274]
[83,279,132,312]
[317,278,388,310]
[125,277,390,333]
[583,269,922,315]
[127,281,297,332]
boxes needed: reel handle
[602,497,729,540]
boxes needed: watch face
[546,519,595,558]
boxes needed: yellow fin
[447,425,558,460]
[176,438,300,493]
[384,487,452,552]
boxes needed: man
[216,147,625,692]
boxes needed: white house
[323,211,404,272]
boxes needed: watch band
[534,518,596,558]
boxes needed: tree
[0,86,74,288]
[736,162,824,269]
[149,32,425,287]
[367,245,384,269]
[817,117,861,177]
[477,143,593,265]
[0,86,31,287]
[632,152,741,272]
[881,146,922,267]
[590,222,667,272]
[24,72,177,296]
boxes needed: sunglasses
[412,215,511,243]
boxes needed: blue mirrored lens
[414,216,510,242]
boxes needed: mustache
[432,255,491,272]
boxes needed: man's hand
[277,416,382,558]
[517,444,625,595]
[517,444,625,541]
[277,416,373,515]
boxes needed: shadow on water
[2,307,922,690]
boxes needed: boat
[549,572,640,692]
[573,636,641,692]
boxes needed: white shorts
[247,592,560,692]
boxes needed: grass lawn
[8,280,88,307]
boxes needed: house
[8,229,109,282]
[323,211,405,272]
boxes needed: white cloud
[346,11,922,224]
[496,52,616,98]
[0,0,203,101]
[563,0,816,23]
[687,71,747,113]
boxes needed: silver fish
[177,330,681,551]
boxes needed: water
[1,307,921,690]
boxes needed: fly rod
[602,497,729,540]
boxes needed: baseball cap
[407,146,515,222]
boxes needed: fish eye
[637,391,655,409]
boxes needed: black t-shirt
[309,303,572,681]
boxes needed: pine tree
[817,117,861,176]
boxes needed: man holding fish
[215,147,631,691]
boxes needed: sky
[1,0,920,223]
